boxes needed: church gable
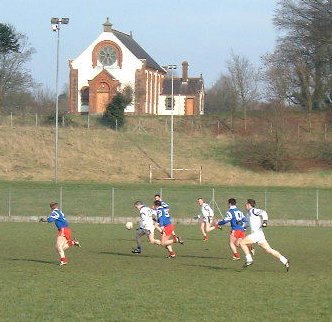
[68,18,204,116]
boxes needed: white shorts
[200,216,214,224]
[137,226,155,237]
[247,230,267,244]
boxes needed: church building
[68,18,205,116]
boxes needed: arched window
[81,87,89,105]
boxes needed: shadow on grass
[181,263,235,271]
[115,239,136,242]
[10,258,56,265]
[180,254,227,260]
[99,251,157,258]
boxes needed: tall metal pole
[170,68,174,179]
[55,27,60,183]
[51,17,69,183]
[168,65,176,179]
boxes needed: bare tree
[32,86,56,114]
[206,74,236,109]
[0,27,35,109]
[226,52,260,131]
[269,0,332,129]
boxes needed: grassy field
[0,223,331,322]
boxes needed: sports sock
[245,254,253,262]
[279,256,288,265]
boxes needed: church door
[185,98,194,115]
[96,82,110,113]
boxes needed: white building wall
[158,95,186,115]
[71,32,144,113]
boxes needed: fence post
[111,188,115,222]
[59,186,63,209]
[8,189,11,217]
[264,190,267,211]
[149,165,152,183]
[211,188,215,213]
[10,113,13,129]
[35,114,38,128]
[316,189,319,222]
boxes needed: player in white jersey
[132,201,161,254]
[240,199,290,271]
[197,198,216,241]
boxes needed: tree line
[205,0,332,130]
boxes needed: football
[125,221,133,230]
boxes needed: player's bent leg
[240,236,253,254]
[56,236,68,265]
[148,233,161,246]
[56,236,67,252]
[206,222,216,233]
[240,236,254,266]
[200,222,206,237]
[260,242,289,267]
[259,242,282,258]
[229,237,240,260]
[160,233,173,247]
[132,229,145,253]
[165,245,175,258]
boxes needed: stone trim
[91,40,123,68]
[68,63,78,113]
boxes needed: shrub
[102,86,133,130]
[229,136,292,172]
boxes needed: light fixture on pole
[51,17,69,183]
[167,64,177,179]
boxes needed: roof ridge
[112,29,131,37]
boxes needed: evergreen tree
[103,86,133,129]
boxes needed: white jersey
[139,206,155,231]
[201,202,214,219]
[247,207,268,233]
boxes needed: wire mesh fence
[0,185,331,221]
[0,113,331,140]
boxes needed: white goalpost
[149,165,202,184]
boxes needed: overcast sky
[2,0,279,92]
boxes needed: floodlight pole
[168,65,177,179]
[51,17,69,183]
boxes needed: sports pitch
[0,223,331,322]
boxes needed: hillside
[0,113,331,187]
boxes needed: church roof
[112,29,165,73]
[161,78,204,96]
